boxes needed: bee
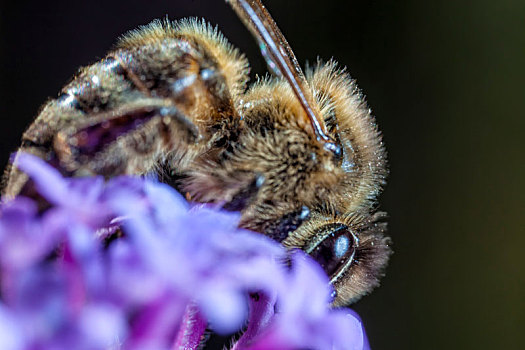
[2,0,390,306]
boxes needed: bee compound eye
[309,224,357,278]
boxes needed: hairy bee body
[4,18,389,305]
[4,20,246,197]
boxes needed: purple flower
[0,153,369,350]
[0,304,23,350]
[0,197,57,272]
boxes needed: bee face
[3,1,390,306]
[179,58,390,305]
[242,61,390,304]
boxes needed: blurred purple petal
[78,304,127,349]
[244,253,368,350]
[198,286,247,334]
[0,154,371,350]
[126,292,186,350]
[13,152,69,205]
[0,304,23,350]
[0,198,58,272]
[107,240,167,306]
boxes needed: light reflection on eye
[334,235,349,259]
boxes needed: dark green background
[1,1,523,349]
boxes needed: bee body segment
[3,19,250,198]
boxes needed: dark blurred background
[0,0,523,349]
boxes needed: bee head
[181,61,388,282]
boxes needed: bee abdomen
[57,57,145,116]
[21,56,144,148]
[4,19,250,199]
[23,19,247,151]
[54,19,246,130]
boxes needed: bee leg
[53,100,201,177]
[264,206,311,242]
[183,166,266,212]
[222,174,265,211]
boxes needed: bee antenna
[226,0,339,155]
